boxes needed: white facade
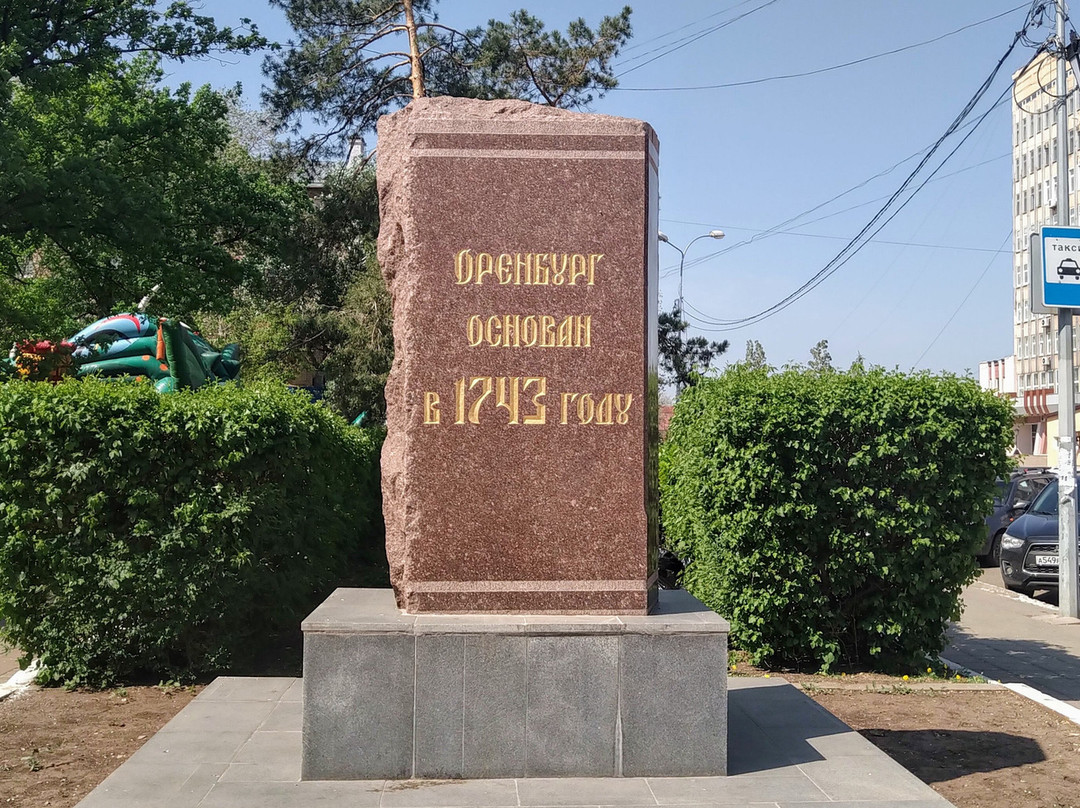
[1011,53,1080,399]
[978,355,1016,397]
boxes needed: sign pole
[1055,0,1079,620]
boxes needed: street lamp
[658,229,725,322]
[658,229,725,394]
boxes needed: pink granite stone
[377,97,660,614]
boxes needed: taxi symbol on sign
[1059,258,1080,280]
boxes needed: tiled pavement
[946,571,1080,708]
[75,676,953,808]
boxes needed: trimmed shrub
[0,379,385,686]
[660,365,1014,672]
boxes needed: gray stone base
[301,588,729,780]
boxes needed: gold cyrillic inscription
[424,392,440,424]
[559,392,634,425]
[424,381,631,427]
[496,377,521,424]
[454,250,602,286]
[522,376,547,425]
[466,314,591,348]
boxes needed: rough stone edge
[376,104,417,608]
[386,96,651,133]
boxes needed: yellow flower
[764,673,770,678]
[927,667,932,674]
[955,674,961,680]
[902,675,909,681]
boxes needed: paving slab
[947,574,1080,708]
[74,676,954,808]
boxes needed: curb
[938,654,1080,727]
[0,658,38,701]
[794,681,1003,692]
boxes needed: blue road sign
[1042,226,1080,307]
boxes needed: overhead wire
[677,5,1034,332]
[910,231,1015,367]
[615,0,783,77]
[614,4,1028,92]
[614,0,761,61]
[660,142,1012,280]
[684,79,1016,332]
[660,92,1013,280]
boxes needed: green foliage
[658,307,728,389]
[660,364,1014,672]
[742,339,768,370]
[0,0,264,95]
[808,339,833,372]
[1,57,308,321]
[0,379,386,687]
[199,167,393,421]
[264,0,633,159]
[470,7,633,108]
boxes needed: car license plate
[1034,554,1059,567]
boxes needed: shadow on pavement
[728,681,844,774]
[946,627,1080,703]
[858,728,1045,783]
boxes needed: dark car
[999,476,1080,595]
[980,469,1053,566]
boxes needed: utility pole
[1055,0,1079,620]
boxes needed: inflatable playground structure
[4,313,240,389]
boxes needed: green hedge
[660,365,1014,672]
[0,379,386,686]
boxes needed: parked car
[980,469,1053,566]
[999,476,1080,596]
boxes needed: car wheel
[990,531,1004,568]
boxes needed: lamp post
[658,229,725,323]
[658,229,725,394]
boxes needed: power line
[678,11,1030,332]
[614,0,761,60]
[660,150,1011,279]
[614,4,1028,92]
[616,0,783,77]
[687,81,1014,331]
[910,231,1014,367]
[660,96,1012,280]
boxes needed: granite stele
[301,97,729,780]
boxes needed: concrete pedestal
[301,588,729,780]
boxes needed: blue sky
[166,0,1046,374]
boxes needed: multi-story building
[1001,52,1080,465]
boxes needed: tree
[743,339,767,370]
[0,2,302,343]
[808,339,833,372]
[263,0,633,159]
[0,58,307,335]
[658,307,728,391]
[466,9,632,108]
[0,1,263,101]
[198,166,393,421]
